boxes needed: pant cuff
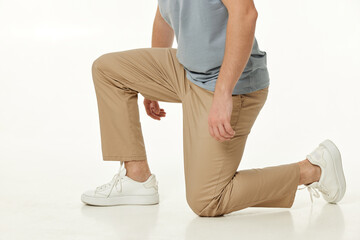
[103,155,147,161]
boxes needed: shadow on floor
[185,204,344,240]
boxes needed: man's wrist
[214,81,234,96]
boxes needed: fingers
[213,126,224,141]
[144,104,157,120]
[223,121,235,136]
[144,99,166,120]
[154,102,161,114]
[150,101,161,115]
[146,108,166,120]
[208,119,235,142]
[148,108,166,120]
[217,123,234,140]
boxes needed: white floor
[1,0,360,239]
[0,136,359,240]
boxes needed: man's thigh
[93,47,189,103]
[182,81,269,208]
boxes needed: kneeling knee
[186,195,223,217]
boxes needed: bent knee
[91,53,121,87]
[186,194,224,217]
[92,53,113,73]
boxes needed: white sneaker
[300,139,346,204]
[81,162,159,206]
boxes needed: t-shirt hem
[185,68,270,95]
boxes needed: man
[81,0,346,217]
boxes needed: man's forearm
[215,10,258,95]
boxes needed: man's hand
[208,91,235,142]
[143,98,166,120]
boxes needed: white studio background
[0,0,359,239]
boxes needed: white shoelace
[95,161,125,197]
[298,182,330,203]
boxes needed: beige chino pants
[91,47,300,217]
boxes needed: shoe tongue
[119,167,127,178]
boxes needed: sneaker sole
[320,139,346,203]
[81,193,159,206]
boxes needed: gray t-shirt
[158,0,270,94]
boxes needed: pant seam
[232,96,242,129]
